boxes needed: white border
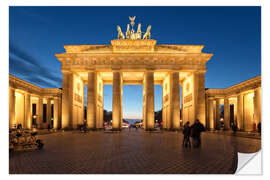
[8,0,262,6]
[2,0,269,179]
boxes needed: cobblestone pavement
[9,129,261,174]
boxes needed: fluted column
[47,98,52,128]
[181,85,183,125]
[170,72,180,129]
[193,72,206,125]
[224,98,230,130]
[208,99,214,130]
[144,71,155,130]
[237,94,244,130]
[233,102,237,125]
[38,97,43,129]
[253,87,261,126]
[24,93,31,129]
[87,72,97,129]
[53,98,59,129]
[215,99,220,130]
[9,88,16,129]
[62,72,73,129]
[112,71,122,129]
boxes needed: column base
[111,128,122,131]
[163,128,181,131]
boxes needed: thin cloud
[9,42,62,88]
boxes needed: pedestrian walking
[232,122,237,135]
[258,122,261,135]
[182,121,191,148]
[190,119,205,148]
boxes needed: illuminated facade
[54,38,212,130]
[205,75,261,131]
[8,19,261,131]
[9,75,62,129]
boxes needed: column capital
[25,92,31,97]
[194,70,206,74]
[61,70,72,74]
[9,87,16,91]
[111,66,121,71]
[86,69,96,73]
[144,68,155,72]
[53,97,60,100]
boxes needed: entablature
[9,75,62,98]
[62,40,206,54]
[56,53,212,72]
[206,75,261,98]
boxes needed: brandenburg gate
[55,17,213,130]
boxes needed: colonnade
[9,75,62,130]
[206,86,261,132]
[60,70,205,130]
[9,89,61,129]
[84,71,159,130]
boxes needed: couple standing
[182,119,205,148]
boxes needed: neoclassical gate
[55,19,213,130]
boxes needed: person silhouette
[182,121,191,148]
[190,119,205,148]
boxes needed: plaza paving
[9,129,261,174]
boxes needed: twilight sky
[9,6,261,119]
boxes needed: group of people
[182,119,205,148]
[129,124,138,132]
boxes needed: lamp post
[32,115,38,131]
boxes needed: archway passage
[122,85,143,126]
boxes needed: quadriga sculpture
[117,25,125,39]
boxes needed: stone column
[47,98,52,128]
[38,97,43,129]
[82,83,85,124]
[9,88,16,129]
[208,99,214,130]
[112,71,122,130]
[215,99,220,130]
[253,87,261,126]
[181,85,183,126]
[233,102,237,125]
[143,86,146,129]
[87,72,97,129]
[24,93,32,129]
[161,79,168,129]
[237,94,244,130]
[144,71,155,130]
[62,72,73,129]
[224,98,230,130]
[170,72,180,130]
[53,98,59,129]
[193,72,206,125]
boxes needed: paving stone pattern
[9,129,261,174]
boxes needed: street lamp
[32,115,38,131]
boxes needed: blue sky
[9,6,261,119]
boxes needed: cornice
[206,75,261,97]
[9,75,62,97]
[61,42,207,54]
[55,53,213,67]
